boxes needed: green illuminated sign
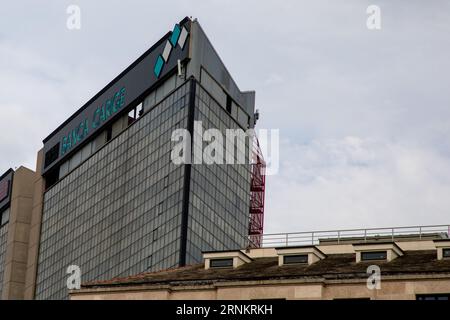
[61,87,126,156]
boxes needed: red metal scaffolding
[248,137,266,248]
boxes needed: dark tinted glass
[361,251,387,261]
[185,83,252,266]
[44,143,60,168]
[443,248,450,258]
[36,81,190,299]
[417,294,450,300]
[283,254,308,264]
[210,258,233,268]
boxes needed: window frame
[361,251,387,261]
[209,258,234,268]
[283,254,309,265]
[443,248,450,258]
[417,294,450,301]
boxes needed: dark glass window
[283,254,308,265]
[417,294,450,300]
[361,251,387,261]
[334,298,371,301]
[210,258,233,268]
[226,94,232,114]
[106,126,112,142]
[45,167,60,190]
[443,248,450,258]
[128,103,143,126]
[0,209,9,226]
[44,143,60,168]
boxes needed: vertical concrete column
[1,166,37,299]
[24,150,45,300]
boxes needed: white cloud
[1,0,450,233]
[0,41,108,170]
[264,137,450,233]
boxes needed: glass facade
[35,81,191,300]
[0,208,9,298]
[35,78,253,300]
[185,83,252,264]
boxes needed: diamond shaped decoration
[154,55,164,78]
[178,27,189,50]
[162,40,172,63]
[170,24,181,47]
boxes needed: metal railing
[257,224,450,248]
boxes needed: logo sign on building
[59,87,126,156]
[154,24,189,78]
[42,17,191,175]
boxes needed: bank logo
[154,24,189,78]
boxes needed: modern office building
[70,226,450,300]
[0,167,38,299]
[22,17,258,300]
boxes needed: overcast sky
[1,1,450,233]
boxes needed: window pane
[417,294,450,300]
[443,248,450,258]
[210,258,233,268]
[283,254,308,265]
[0,208,9,226]
[361,251,387,261]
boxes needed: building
[70,226,450,300]
[0,167,39,299]
[19,17,258,300]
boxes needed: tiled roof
[82,250,450,289]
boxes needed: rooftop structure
[71,225,450,300]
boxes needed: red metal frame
[248,137,266,248]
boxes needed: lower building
[70,228,450,300]
[0,167,38,299]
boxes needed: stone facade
[70,240,450,300]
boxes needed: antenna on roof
[254,109,260,125]
[177,59,185,79]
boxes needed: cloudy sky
[1,1,450,233]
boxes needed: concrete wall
[24,150,45,300]
[70,277,450,300]
[1,166,37,299]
